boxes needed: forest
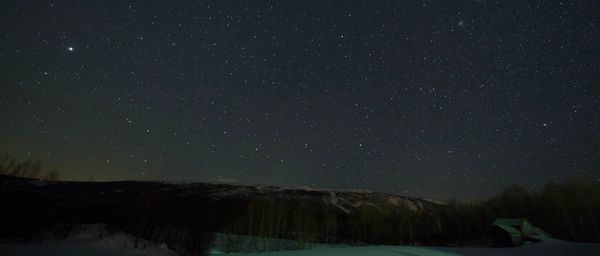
[1,151,598,255]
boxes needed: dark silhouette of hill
[1,174,598,255]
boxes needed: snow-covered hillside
[2,176,599,256]
[0,224,177,256]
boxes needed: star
[1,0,597,201]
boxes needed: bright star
[68,47,74,52]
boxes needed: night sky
[1,1,599,200]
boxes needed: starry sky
[1,1,599,199]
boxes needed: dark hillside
[0,175,442,254]
[1,175,598,255]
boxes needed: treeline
[442,182,600,244]
[217,182,600,250]
[0,177,223,255]
[219,196,445,251]
[0,151,59,181]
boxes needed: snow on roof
[493,218,528,226]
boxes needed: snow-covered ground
[219,239,600,256]
[0,224,177,256]
[1,224,598,256]
[4,239,599,256]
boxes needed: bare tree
[43,170,60,181]
[27,159,42,178]
[0,151,15,174]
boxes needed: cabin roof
[493,218,527,227]
[494,224,523,237]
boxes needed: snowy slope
[221,239,600,256]
[0,224,177,256]
[3,237,598,256]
